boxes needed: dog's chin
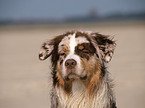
[64,70,87,81]
[65,73,79,81]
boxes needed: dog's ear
[39,41,54,60]
[92,33,116,63]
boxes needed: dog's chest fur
[55,78,110,108]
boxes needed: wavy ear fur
[39,41,54,60]
[39,34,67,61]
[92,33,116,63]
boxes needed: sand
[0,21,145,108]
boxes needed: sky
[0,0,145,21]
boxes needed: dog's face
[57,33,97,81]
[39,31,116,86]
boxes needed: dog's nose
[65,59,77,68]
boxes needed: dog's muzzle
[64,59,87,81]
[64,59,78,80]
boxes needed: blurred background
[0,0,145,108]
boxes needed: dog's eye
[82,50,89,54]
[79,50,90,60]
[60,53,65,56]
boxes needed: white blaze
[69,33,76,54]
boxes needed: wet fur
[39,31,117,108]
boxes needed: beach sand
[0,21,145,108]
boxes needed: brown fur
[39,31,117,108]
[81,56,102,96]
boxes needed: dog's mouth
[65,73,87,81]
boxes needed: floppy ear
[92,33,116,63]
[39,41,54,60]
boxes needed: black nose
[65,59,77,68]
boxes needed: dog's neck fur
[55,74,112,108]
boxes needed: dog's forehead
[58,33,90,52]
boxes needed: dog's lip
[65,73,87,81]
[80,75,87,80]
[65,73,79,81]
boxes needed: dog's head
[39,31,116,87]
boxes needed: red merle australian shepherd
[39,31,117,108]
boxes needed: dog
[39,31,117,108]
